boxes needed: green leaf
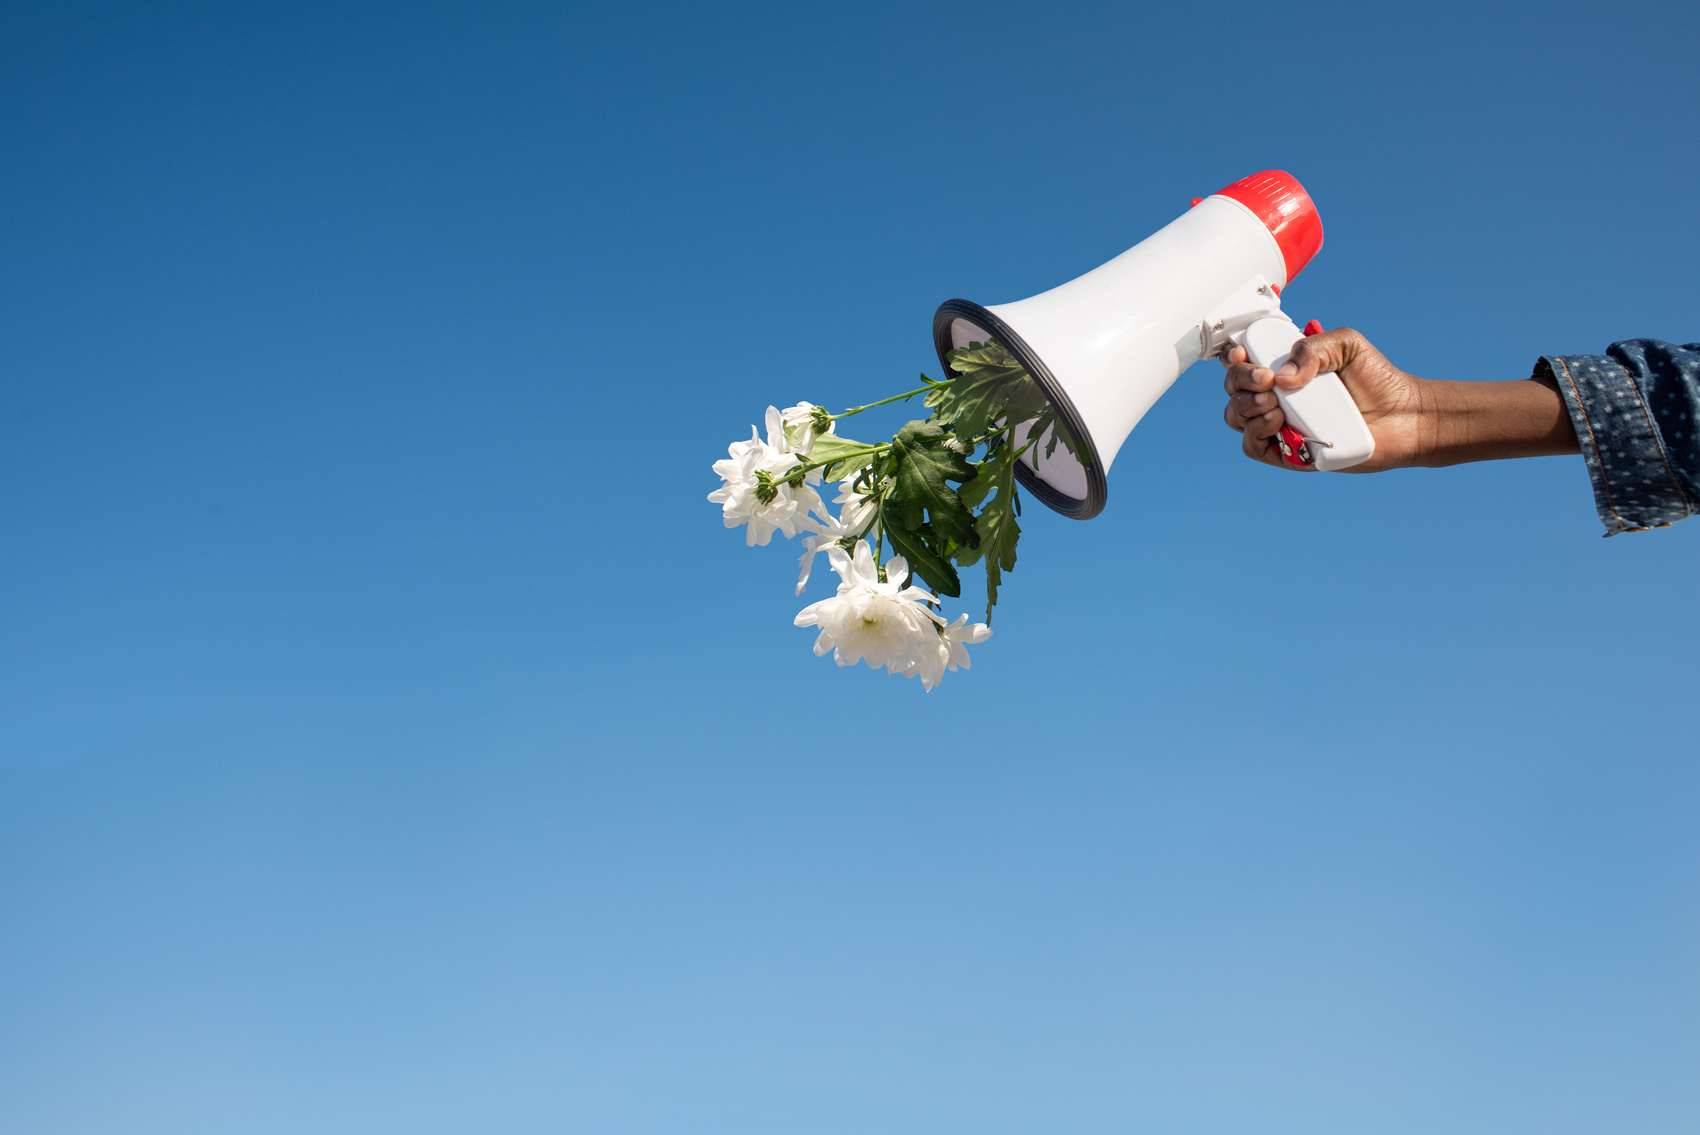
[885,420,978,550]
[934,340,1049,442]
[921,372,951,411]
[882,516,961,597]
[1027,404,1082,461]
[806,433,877,481]
[952,439,1020,621]
[954,439,1001,513]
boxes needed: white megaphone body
[933,170,1373,519]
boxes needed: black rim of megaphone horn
[932,299,1107,521]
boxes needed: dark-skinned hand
[1219,326,1428,472]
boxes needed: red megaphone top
[1214,170,1324,284]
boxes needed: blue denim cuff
[1541,353,1697,536]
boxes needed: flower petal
[849,540,878,585]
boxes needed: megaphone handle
[1240,317,1376,472]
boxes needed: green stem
[874,501,887,578]
[834,381,945,419]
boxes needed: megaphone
[933,170,1374,519]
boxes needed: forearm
[1228,329,1699,535]
[1411,374,1579,467]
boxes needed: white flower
[708,407,824,546]
[779,402,835,455]
[795,471,881,595]
[794,540,943,674]
[909,614,993,691]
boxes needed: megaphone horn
[933,170,1374,520]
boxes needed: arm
[1221,327,1578,471]
[1221,329,1700,534]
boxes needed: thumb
[1274,327,1369,390]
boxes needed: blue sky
[2,2,1697,1132]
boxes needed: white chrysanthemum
[908,613,993,691]
[707,408,824,546]
[795,540,943,673]
[795,471,881,595]
[780,401,835,456]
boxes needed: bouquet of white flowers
[709,341,1078,690]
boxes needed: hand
[1219,327,1426,472]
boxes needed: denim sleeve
[1540,340,1700,536]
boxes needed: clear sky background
[2,2,1697,1132]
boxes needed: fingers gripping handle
[1241,318,1375,471]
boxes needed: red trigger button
[1302,320,1324,337]
[1277,424,1314,467]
